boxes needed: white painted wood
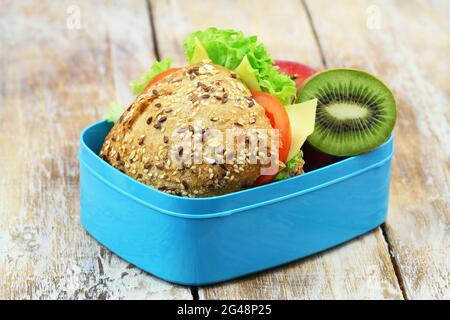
[0,0,191,299]
[305,0,450,299]
[2,0,446,300]
[150,0,403,299]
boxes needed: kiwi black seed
[297,68,396,156]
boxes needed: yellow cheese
[190,37,209,63]
[234,55,261,91]
[190,41,260,93]
[285,99,318,161]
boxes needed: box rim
[79,120,394,219]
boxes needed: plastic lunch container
[78,120,394,285]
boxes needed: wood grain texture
[1,0,447,300]
[150,0,403,299]
[200,232,402,300]
[305,0,449,299]
[0,0,191,299]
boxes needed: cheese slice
[190,37,209,63]
[234,55,261,91]
[190,40,261,93]
[285,98,318,161]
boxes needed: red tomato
[253,173,277,187]
[144,68,181,91]
[251,90,292,186]
[274,60,317,90]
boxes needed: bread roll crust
[100,61,273,197]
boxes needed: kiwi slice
[297,68,396,156]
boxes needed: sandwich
[99,28,318,197]
[100,27,397,197]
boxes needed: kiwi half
[297,68,396,156]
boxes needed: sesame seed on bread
[99,61,274,197]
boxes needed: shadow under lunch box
[78,120,394,285]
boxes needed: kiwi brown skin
[297,68,397,156]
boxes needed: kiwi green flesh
[297,69,396,156]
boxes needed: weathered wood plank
[0,0,191,299]
[305,0,449,299]
[150,0,403,299]
[200,232,403,300]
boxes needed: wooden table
[0,0,448,300]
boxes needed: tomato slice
[144,68,181,92]
[251,90,291,186]
[253,173,277,186]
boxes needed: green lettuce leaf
[184,28,296,104]
[274,150,305,181]
[129,58,172,95]
[103,101,125,123]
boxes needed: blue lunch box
[78,120,394,285]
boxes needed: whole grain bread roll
[99,61,275,197]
